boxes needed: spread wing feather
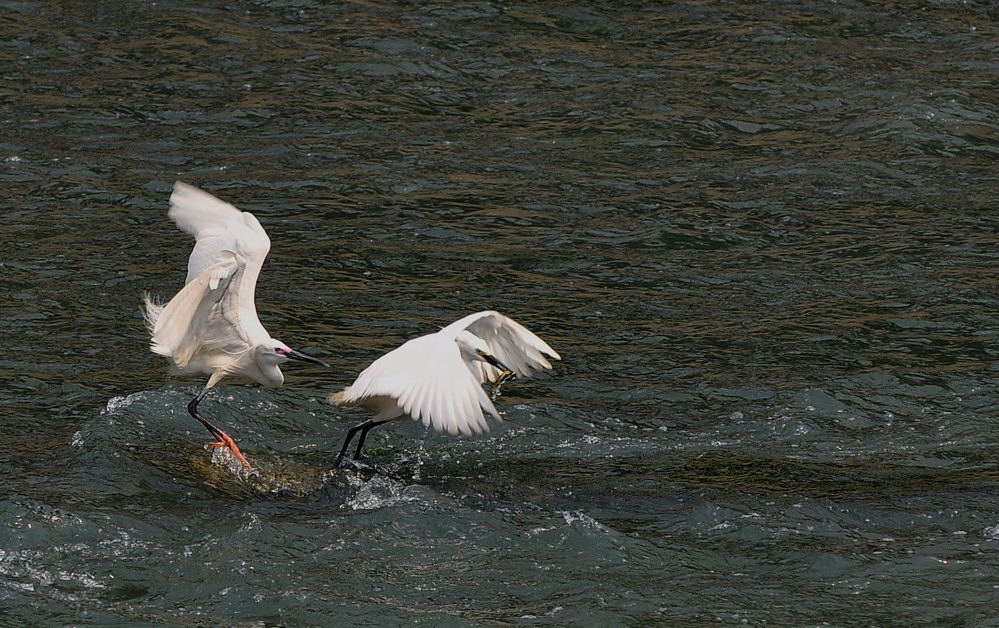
[144,256,250,371]
[445,311,561,383]
[168,182,270,336]
[332,311,558,438]
[332,333,499,435]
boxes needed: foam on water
[343,472,426,511]
[6,0,999,625]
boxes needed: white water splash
[346,474,421,511]
[102,391,147,415]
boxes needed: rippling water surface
[4,1,999,625]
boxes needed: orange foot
[207,433,253,470]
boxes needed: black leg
[188,389,226,442]
[352,421,380,460]
[187,388,253,469]
[334,419,382,468]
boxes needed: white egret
[330,310,560,467]
[143,181,328,469]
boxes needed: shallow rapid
[3,1,999,625]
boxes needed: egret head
[253,340,329,383]
[274,341,328,366]
[454,330,510,372]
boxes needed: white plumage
[331,310,560,466]
[143,182,327,469]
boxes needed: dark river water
[4,0,999,625]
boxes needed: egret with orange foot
[143,182,328,470]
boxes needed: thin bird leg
[352,421,381,460]
[334,419,381,468]
[187,389,253,470]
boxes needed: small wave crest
[102,391,149,415]
[343,473,424,511]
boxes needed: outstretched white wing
[443,310,561,383]
[333,333,498,436]
[333,311,560,437]
[168,182,271,336]
[144,256,251,374]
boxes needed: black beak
[287,348,329,368]
[483,352,511,374]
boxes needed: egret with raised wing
[330,310,560,467]
[143,181,328,470]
